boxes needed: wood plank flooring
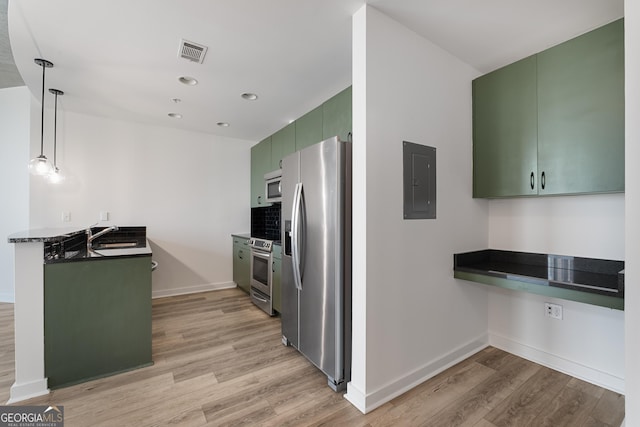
[0,288,625,426]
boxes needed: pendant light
[28,58,54,176]
[47,89,64,184]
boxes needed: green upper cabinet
[250,87,352,206]
[295,105,323,151]
[271,122,296,170]
[537,19,624,195]
[473,56,538,198]
[323,86,352,141]
[250,137,272,208]
[472,19,624,198]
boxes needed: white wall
[347,5,490,413]
[625,0,640,423]
[487,192,625,392]
[0,86,31,303]
[28,109,254,297]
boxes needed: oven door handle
[291,182,303,291]
[252,250,271,260]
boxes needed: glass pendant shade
[48,166,64,184]
[28,155,53,176]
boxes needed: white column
[8,242,49,403]
[625,0,640,425]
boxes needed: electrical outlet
[62,211,71,222]
[544,302,563,320]
[100,211,110,221]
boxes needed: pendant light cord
[40,61,46,156]
[52,91,58,166]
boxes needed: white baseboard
[152,281,236,299]
[489,331,625,394]
[7,379,49,404]
[344,334,489,414]
[0,292,14,303]
[344,382,367,413]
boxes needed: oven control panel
[248,238,272,252]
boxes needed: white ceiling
[7,0,623,142]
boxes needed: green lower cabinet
[536,19,624,195]
[323,86,352,142]
[295,105,323,151]
[233,237,250,293]
[44,256,152,389]
[272,245,282,313]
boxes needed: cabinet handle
[347,132,353,143]
[258,195,262,205]
[530,172,535,190]
[238,250,243,260]
[272,261,275,273]
[279,159,282,168]
[541,172,546,190]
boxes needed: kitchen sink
[93,242,139,249]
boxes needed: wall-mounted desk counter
[454,250,624,310]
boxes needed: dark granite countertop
[9,226,151,263]
[45,226,150,263]
[8,227,87,243]
[45,241,152,264]
[454,250,624,300]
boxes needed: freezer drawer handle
[252,293,268,303]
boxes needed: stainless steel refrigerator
[281,136,351,391]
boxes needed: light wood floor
[0,288,625,426]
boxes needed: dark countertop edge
[454,270,624,311]
[9,227,86,243]
[9,226,149,244]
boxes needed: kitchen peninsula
[7,226,152,403]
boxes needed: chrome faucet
[86,225,119,251]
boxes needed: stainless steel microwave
[264,169,282,203]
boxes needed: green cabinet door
[537,19,624,195]
[250,137,272,207]
[295,105,323,151]
[44,256,152,388]
[272,245,282,313]
[233,237,250,293]
[323,86,352,141]
[473,55,538,198]
[271,123,296,170]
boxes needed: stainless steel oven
[249,237,274,316]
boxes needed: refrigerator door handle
[291,182,303,291]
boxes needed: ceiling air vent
[178,39,208,64]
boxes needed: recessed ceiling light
[217,122,230,127]
[241,93,258,101]
[178,76,198,86]
[168,113,183,119]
